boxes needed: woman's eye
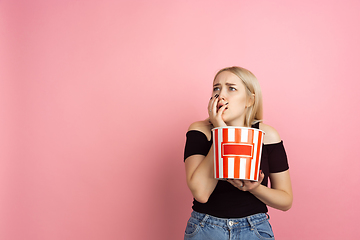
[213,87,220,91]
[229,87,236,91]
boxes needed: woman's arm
[249,170,293,211]
[185,146,218,203]
[227,170,293,211]
[185,95,228,203]
[227,123,293,211]
[184,120,218,203]
[252,123,293,210]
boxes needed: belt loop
[246,216,255,230]
[266,213,270,220]
[200,214,209,227]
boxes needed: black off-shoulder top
[183,122,289,218]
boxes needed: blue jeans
[184,211,274,240]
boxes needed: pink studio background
[1,1,360,239]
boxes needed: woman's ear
[247,94,255,107]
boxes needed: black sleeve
[266,141,289,173]
[184,130,212,161]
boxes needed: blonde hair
[214,66,263,127]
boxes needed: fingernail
[225,103,228,105]
[215,94,219,98]
[210,97,213,100]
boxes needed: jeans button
[229,221,234,226]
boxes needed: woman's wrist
[248,182,266,195]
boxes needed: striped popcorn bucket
[212,127,265,181]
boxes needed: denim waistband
[190,211,269,230]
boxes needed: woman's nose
[218,90,226,101]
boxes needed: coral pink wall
[1,1,360,239]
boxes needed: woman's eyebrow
[213,83,236,86]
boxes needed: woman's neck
[226,119,246,127]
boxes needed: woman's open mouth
[217,103,228,111]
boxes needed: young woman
[183,66,292,240]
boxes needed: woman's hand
[208,94,227,128]
[227,170,265,191]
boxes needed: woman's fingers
[212,96,219,114]
[217,102,228,115]
[258,170,265,182]
[208,94,218,114]
[208,94,228,128]
[227,179,245,190]
[208,96,213,111]
[227,177,263,192]
[208,94,219,119]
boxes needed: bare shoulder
[188,119,212,141]
[259,122,281,144]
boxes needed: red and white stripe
[213,127,264,181]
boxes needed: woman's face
[212,71,252,126]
